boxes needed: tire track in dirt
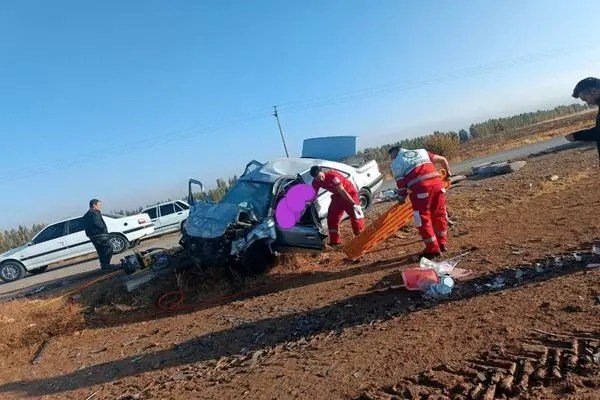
[355,330,600,400]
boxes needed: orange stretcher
[342,169,451,261]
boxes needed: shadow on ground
[85,250,420,329]
[2,239,600,398]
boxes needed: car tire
[0,260,26,283]
[109,234,130,254]
[359,188,373,211]
[180,220,187,233]
[29,265,48,275]
[240,240,275,274]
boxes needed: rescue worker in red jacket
[310,166,365,247]
[388,146,451,259]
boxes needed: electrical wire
[3,43,596,182]
[276,44,595,113]
[0,109,273,183]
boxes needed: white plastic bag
[353,204,364,220]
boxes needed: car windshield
[219,180,273,220]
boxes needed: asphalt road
[0,135,583,299]
[378,135,581,192]
[0,234,182,299]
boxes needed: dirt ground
[2,144,600,400]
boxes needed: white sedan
[0,212,154,283]
[142,200,190,238]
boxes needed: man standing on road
[388,146,451,259]
[83,199,117,271]
[566,77,600,161]
[310,166,365,248]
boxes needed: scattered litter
[374,189,399,203]
[419,256,473,280]
[252,349,264,362]
[472,160,526,176]
[447,268,473,280]
[422,276,455,299]
[419,257,458,276]
[573,253,583,262]
[586,264,600,269]
[593,246,600,255]
[485,276,505,290]
[84,387,103,400]
[515,268,524,280]
[404,256,473,298]
[0,316,15,324]
[553,257,564,267]
[90,347,108,354]
[401,268,439,291]
[548,175,559,182]
[594,351,600,364]
[535,263,544,274]
[32,340,49,365]
[26,285,48,296]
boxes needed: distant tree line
[109,176,241,217]
[0,103,592,252]
[467,103,589,139]
[0,224,46,254]
[353,103,591,168]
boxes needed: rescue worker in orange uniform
[310,166,365,247]
[388,146,451,259]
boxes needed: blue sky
[1,0,599,230]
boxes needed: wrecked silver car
[179,162,327,274]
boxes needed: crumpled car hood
[184,202,278,256]
[185,202,249,239]
[230,218,276,256]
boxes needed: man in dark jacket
[83,199,117,270]
[566,77,600,161]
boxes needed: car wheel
[29,265,48,275]
[0,261,26,283]
[180,220,187,233]
[109,234,130,254]
[240,240,275,274]
[359,188,372,211]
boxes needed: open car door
[271,175,327,253]
[187,179,213,206]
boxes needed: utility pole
[272,105,290,158]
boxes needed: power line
[0,109,273,182]
[276,43,597,113]
[272,105,290,157]
[3,43,596,182]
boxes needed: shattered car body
[180,171,328,273]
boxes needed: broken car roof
[239,157,353,184]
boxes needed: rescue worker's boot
[327,243,343,252]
